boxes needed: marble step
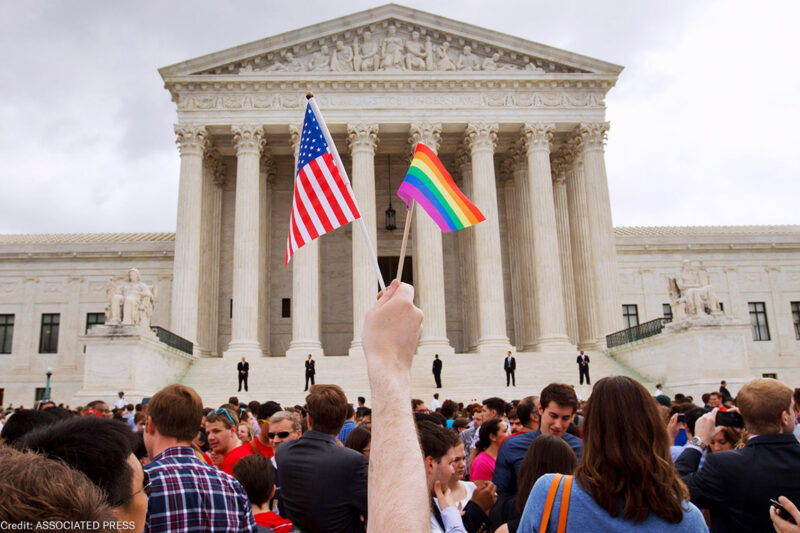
[178,349,655,409]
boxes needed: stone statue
[355,31,379,71]
[434,41,456,71]
[481,52,501,71]
[331,40,354,71]
[666,260,721,319]
[404,31,430,70]
[106,268,156,328]
[457,45,481,71]
[266,52,303,72]
[309,45,331,71]
[380,24,405,70]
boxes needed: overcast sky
[1,1,797,234]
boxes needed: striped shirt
[144,446,257,533]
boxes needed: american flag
[285,104,361,265]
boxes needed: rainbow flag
[397,143,485,232]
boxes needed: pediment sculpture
[196,22,579,76]
[105,268,157,328]
[666,260,722,321]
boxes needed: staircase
[179,349,655,408]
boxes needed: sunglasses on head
[213,408,236,426]
[268,431,291,439]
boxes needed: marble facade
[1,6,799,406]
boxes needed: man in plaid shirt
[142,384,257,533]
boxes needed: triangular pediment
[160,4,622,80]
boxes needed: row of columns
[170,121,620,358]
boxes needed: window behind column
[748,302,770,341]
[662,303,673,322]
[86,312,105,333]
[0,314,13,354]
[792,302,800,340]
[622,304,639,329]
[39,313,60,353]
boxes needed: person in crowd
[206,406,253,475]
[268,409,303,517]
[453,417,469,434]
[446,440,476,510]
[440,399,458,428]
[358,408,372,429]
[344,425,372,459]
[115,391,128,411]
[519,376,706,531]
[0,445,119,532]
[508,408,524,434]
[676,378,800,532]
[276,384,368,532]
[252,401,282,458]
[794,387,800,441]
[419,420,495,533]
[470,417,507,481]
[493,383,583,499]
[338,403,357,443]
[719,380,732,402]
[85,399,112,418]
[481,397,506,423]
[238,421,254,443]
[412,398,429,414]
[707,425,740,454]
[142,384,256,532]
[667,406,707,461]
[0,408,56,446]
[21,416,148,533]
[360,279,431,531]
[654,383,664,396]
[707,391,727,411]
[355,396,368,419]
[432,392,442,411]
[495,434,578,533]
[233,455,293,533]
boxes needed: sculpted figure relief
[380,24,405,70]
[331,40,355,71]
[355,31,379,71]
[404,31,431,70]
[309,45,331,71]
[457,45,481,71]
[666,260,722,320]
[434,41,456,71]
[106,268,156,328]
[266,52,303,72]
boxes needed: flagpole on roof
[306,93,387,293]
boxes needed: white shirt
[431,398,442,411]
[115,397,128,410]
[653,388,663,396]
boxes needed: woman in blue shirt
[519,376,707,532]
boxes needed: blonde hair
[736,378,793,434]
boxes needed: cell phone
[770,498,797,525]
[677,414,685,423]
[715,411,744,428]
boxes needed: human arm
[362,280,428,533]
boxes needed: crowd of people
[2,280,800,533]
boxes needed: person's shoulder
[677,500,709,531]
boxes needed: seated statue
[666,260,721,319]
[106,268,156,327]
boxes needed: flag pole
[396,200,414,282]
[306,93,386,293]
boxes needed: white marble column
[409,122,454,356]
[638,268,654,320]
[765,266,785,346]
[565,141,600,348]
[509,147,539,350]
[171,124,208,346]
[579,122,622,339]
[723,267,742,318]
[465,122,511,353]
[456,148,479,352]
[501,159,526,350]
[225,124,266,359]
[551,156,579,345]
[522,123,572,350]
[59,275,83,369]
[287,124,324,357]
[347,123,379,356]
[258,155,273,356]
[196,149,224,356]
[14,276,38,369]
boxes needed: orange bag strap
[556,475,573,533]
[539,473,563,533]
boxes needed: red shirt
[251,438,275,458]
[254,512,293,533]
[220,443,253,475]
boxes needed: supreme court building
[1,5,799,406]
